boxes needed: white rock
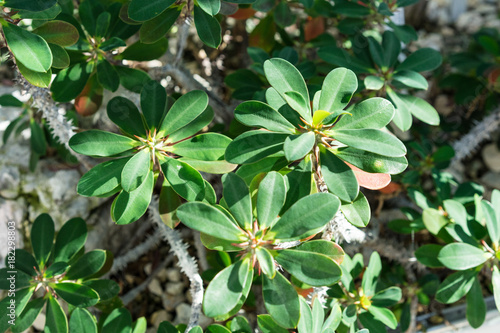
[166,268,181,282]
[481,171,500,189]
[166,281,184,295]
[456,11,483,33]
[0,166,20,199]
[148,278,164,297]
[482,144,500,172]
[173,303,212,328]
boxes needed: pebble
[456,11,483,33]
[166,268,181,282]
[173,303,213,328]
[162,293,186,311]
[481,171,500,189]
[148,278,164,297]
[166,281,185,295]
[157,268,169,282]
[151,310,172,329]
[482,144,500,172]
[434,95,454,116]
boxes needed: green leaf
[367,306,397,329]
[115,66,151,93]
[102,308,132,333]
[198,0,221,15]
[332,128,406,157]
[16,3,61,19]
[0,268,31,290]
[382,30,401,68]
[121,150,152,194]
[69,130,138,157]
[179,158,237,174]
[128,0,175,21]
[141,80,167,130]
[466,276,486,328]
[264,58,311,121]
[257,171,286,229]
[107,97,147,137]
[320,147,358,203]
[97,58,120,92]
[262,271,300,328]
[52,282,100,307]
[318,46,371,74]
[158,321,179,333]
[438,243,491,270]
[297,296,313,333]
[340,192,371,227]
[221,173,253,229]
[335,97,395,130]
[364,75,385,90]
[0,94,23,107]
[256,247,276,278]
[3,22,52,72]
[194,5,222,48]
[32,20,79,47]
[30,118,47,156]
[272,193,340,242]
[112,171,154,224]
[284,132,315,162]
[386,89,413,131]
[436,270,477,304]
[372,287,402,307]
[203,259,251,317]
[396,48,442,72]
[11,298,45,333]
[5,0,56,11]
[493,266,500,314]
[481,200,500,246]
[45,296,68,333]
[132,317,147,333]
[415,244,444,268]
[78,0,104,36]
[77,157,130,197]
[99,37,127,52]
[392,70,428,90]
[276,249,342,286]
[66,250,107,279]
[161,158,205,201]
[397,93,440,126]
[159,90,208,136]
[177,202,243,241]
[422,208,448,235]
[48,43,70,69]
[82,279,120,301]
[258,315,289,333]
[69,308,97,333]
[319,67,358,116]
[7,249,38,276]
[297,240,344,265]
[120,38,169,61]
[54,217,87,262]
[234,101,295,133]
[0,287,34,333]
[51,62,92,102]
[225,130,288,164]
[17,61,52,87]
[362,251,381,296]
[343,304,357,325]
[171,133,231,161]
[139,7,181,44]
[283,91,309,119]
[335,147,408,174]
[31,213,54,266]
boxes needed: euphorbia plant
[69,80,236,225]
[226,58,408,227]
[176,172,344,328]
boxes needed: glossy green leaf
[297,296,313,333]
[131,317,147,333]
[466,276,486,328]
[120,38,169,61]
[78,0,104,36]
[225,130,288,164]
[31,213,54,266]
[18,61,52,87]
[234,101,295,133]
[112,171,154,224]
[16,3,62,19]
[11,298,45,333]
[167,105,213,142]
[194,5,222,48]
[0,268,31,290]
[83,279,120,301]
[30,118,47,156]
[371,287,402,307]
[364,75,385,90]
[396,48,442,72]
[257,314,289,333]
[203,259,251,317]
[97,58,120,92]
[265,87,303,127]
[45,296,68,333]
[0,287,34,333]
[159,182,181,228]
[256,247,276,278]
[276,249,341,286]
[284,91,309,119]
[5,0,56,11]
[343,304,357,325]
[331,128,406,157]
[66,249,107,279]
[115,66,151,93]
[177,202,243,241]
[362,252,382,295]
[393,70,428,90]
[3,22,52,72]
[493,266,500,314]
[284,132,315,162]
[222,173,253,229]
[107,97,146,137]
[262,271,300,328]
[33,20,79,47]
[121,149,152,192]
[140,7,181,44]
[436,270,477,304]
[318,46,371,74]
[172,133,231,161]
[438,243,491,270]
[99,37,127,52]
[264,58,311,121]
[367,306,397,329]
[320,147,358,203]
[77,157,130,197]
[45,262,69,278]
[382,30,401,68]
[159,90,208,136]
[0,94,23,107]
[102,308,133,333]
[386,88,413,131]
[48,43,70,69]
[272,193,340,241]
[53,217,87,262]
[319,67,357,116]
[257,171,286,229]
[140,80,167,130]
[415,244,443,268]
[367,36,385,69]
[128,0,175,21]
[422,208,448,235]
[335,147,408,174]
[179,158,236,174]
[157,321,179,333]
[161,158,205,201]
[51,62,92,102]
[400,94,440,126]
[69,308,97,333]
[481,200,499,246]
[52,282,100,307]
[297,240,344,266]
[7,249,38,276]
[335,97,394,130]
[340,192,371,227]
[198,0,221,15]
[69,130,138,157]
